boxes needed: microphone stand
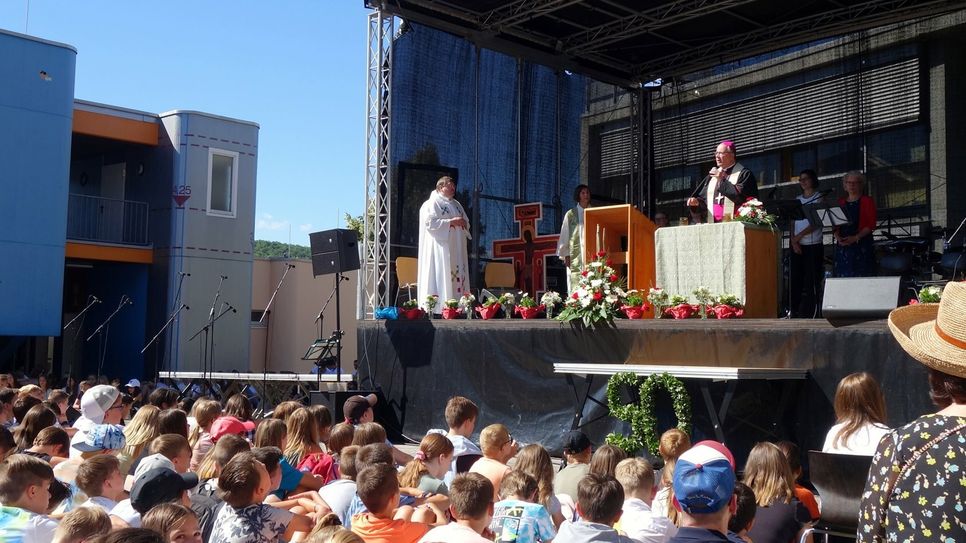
[63,295,101,382]
[86,296,132,381]
[260,264,296,406]
[142,303,190,384]
[314,274,349,390]
[204,276,227,381]
[187,301,236,396]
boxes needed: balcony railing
[67,193,149,246]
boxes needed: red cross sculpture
[492,202,560,295]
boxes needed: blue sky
[0,1,367,245]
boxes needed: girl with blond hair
[398,433,454,496]
[188,399,222,472]
[822,372,889,455]
[285,407,337,483]
[513,443,566,527]
[652,428,691,523]
[743,442,811,543]
[117,404,160,475]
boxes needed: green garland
[605,371,692,456]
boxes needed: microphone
[179,272,191,277]
[220,275,228,279]
[91,295,102,304]
[183,304,190,311]
[228,304,237,314]
[123,296,133,305]
[287,264,296,269]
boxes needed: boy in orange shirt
[351,464,446,543]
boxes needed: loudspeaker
[822,276,901,319]
[309,229,360,276]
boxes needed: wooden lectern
[583,204,657,305]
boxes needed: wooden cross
[492,202,560,295]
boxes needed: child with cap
[553,430,592,503]
[113,466,198,529]
[343,395,413,466]
[665,441,737,543]
[0,454,60,542]
[554,473,636,543]
[418,473,494,543]
[70,385,124,458]
[614,457,677,543]
[209,415,256,443]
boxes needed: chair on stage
[394,256,418,306]
[482,261,516,298]
[799,451,873,543]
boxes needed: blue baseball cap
[74,424,126,452]
[672,441,736,514]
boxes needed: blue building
[0,29,259,383]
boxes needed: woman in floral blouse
[859,281,966,542]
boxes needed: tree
[253,240,310,259]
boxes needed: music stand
[765,200,808,318]
[805,203,850,228]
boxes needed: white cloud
[256,214,289,231]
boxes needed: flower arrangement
[556,251,625,327]
[459,293,476,319]
[399,298,425,320]
[481,296,498,307]
[709,293,744,319]
[401,299,419,310]
[441,298,462,319]
[647,288,670,318]
[443,298,459,309]
[540,291,562,319]
[734,198,776,226]
[424,294,439,313]
[916,285,943,304]
[515,292,544,319]
[620,290,650,319]
[692,286,714,319]
[499,292,516,319]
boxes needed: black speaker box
[309,389,406,442]
[309,229,359,275]
[822,276,901,319]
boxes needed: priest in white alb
[417,176,471,310]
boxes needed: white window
[207,148,239,217]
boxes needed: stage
[356,317,931,462]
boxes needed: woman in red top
[833,171,877,277]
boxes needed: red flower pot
[399,308,425,320]
[664,303,697,319]
[620,305,647,319]
[710,304,744,319]
[515,305,545,319]
[441,307,462,319]
[476,304,501,320]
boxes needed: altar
[655,222,780,318]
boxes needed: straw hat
[888,281,966,378]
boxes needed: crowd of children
[0,370,908,543]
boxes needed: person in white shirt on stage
[558,184,592,292]
[789,169,826,318]
[687,141,758,223]
[417,176,471,309]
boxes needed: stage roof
[366,0,965,87]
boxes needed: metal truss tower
[362,10,394,318]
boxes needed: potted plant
[476,297,501,320]
[620,290,650,319]
[459,293,476,320]
[515,292,544,319]
[399,299,425,320]
[709,293,744,319]
[664,294,697,319]
[499,292,516,319]
[442,299,461,319]
[540,291,562,319]
[556,252,626,328]
[424,294,439,318]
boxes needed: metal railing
[67,193,149,246]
